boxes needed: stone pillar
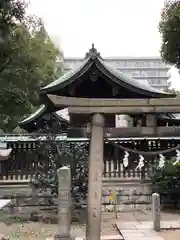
[146,114,156,127]
[56,166,71,240]
[86,113,105,240]
[152,193,160,232]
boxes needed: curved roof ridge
[19,105,46,125]
[97,57,174,97]
[19,105,70,127]
[40,45,175,98]
[41,57,91,92]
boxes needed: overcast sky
[28,0,180,89]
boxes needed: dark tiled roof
[40,45,174,98]
[41,58,91,92]
[19,105,46,125]
[19,105,69,128]
[98,58,171,97]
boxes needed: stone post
[55,166,71,240]
[152,193,160,232]
[86,113,105,240]
[146,114,156,127]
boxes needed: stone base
[103,203,151,212]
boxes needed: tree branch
[0,57,12,74]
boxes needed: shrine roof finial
[85,43,101,59]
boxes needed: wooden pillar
[86,113,105,240]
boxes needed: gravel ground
[0,212,119,239]
[1,210,180,239]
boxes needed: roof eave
[19,105,47,127]
[95,57,174,98]
[40,57,93,95]
[53,113,70,125]
[19,105,70,131]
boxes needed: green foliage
[167,88,180,98]
[33,142,88,203]
[30,122,88,205]
[59,141,88,203]
[152,159,180,208]
[0,0,26,34]
[125,115,133,127]
[159,0,180,69]
[0,2,63,132]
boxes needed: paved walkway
[116,220,180,240]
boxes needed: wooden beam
[67,127,180,138]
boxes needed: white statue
[136,155,144,170]
[173,149,180,165]
[123,151,129,167]
[158,154,165,168]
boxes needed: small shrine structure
[19,105,69,133]
[40,45,175,129]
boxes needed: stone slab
[116,220,180,232]
[47,235,123,240]
[133,222,153,230]
[160,220,180,229]
[143,230,160,237]
[100,235,123,240]
[138,220,180,230]
[116,220,180,240]
[116,221,140,230]
[124,237,163,240]
[120,230,163,240]
[120,230,145,238]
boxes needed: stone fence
[0,178,152,213]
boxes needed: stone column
[152,193,160,231]
[55,166,71,240]
[86,113,105,240]
[146,114,156,127]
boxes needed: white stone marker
[152,193,160,231]
[55,166,71,240]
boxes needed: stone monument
[55,166,72,240]
[152,193,160,231]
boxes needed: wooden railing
[103,160,152,180]
[0,142,37,181]
[0,137,178,182]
